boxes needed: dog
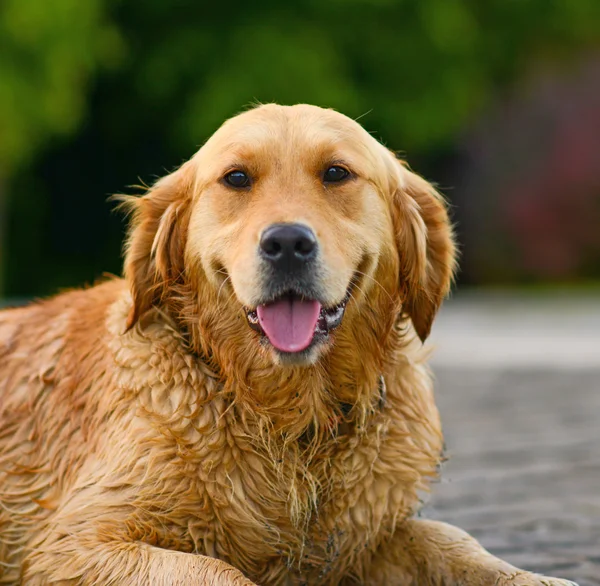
[0,104,576,585]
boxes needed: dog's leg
[358,519,577,586]
[22,535,257,585]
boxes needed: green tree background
[1,0,599,297]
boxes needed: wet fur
[0,105,573,585]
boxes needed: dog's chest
[142,391,423,586]
[132,386,399,582]
[178,420,394,583]
[111,314,435,583]
[131,395,420,582]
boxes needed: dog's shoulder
[0,279,126,407]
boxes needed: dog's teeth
[316,314,328,334]
[324,305,345,331]
[246,310,263,333]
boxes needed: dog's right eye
[224,170,251,188]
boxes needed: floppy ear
[392,162,457,342]
[120,163,195,329]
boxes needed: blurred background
[1,1,599,584]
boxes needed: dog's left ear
[390,160,457,342]
[120,162,195,329]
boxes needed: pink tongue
[257,298,322,353]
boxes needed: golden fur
[0,105,574,585]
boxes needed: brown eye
[224,170,250,188]
[323,166,350,183]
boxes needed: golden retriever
[0,104,575,585]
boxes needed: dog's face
[185,105,392,364]
[124,104,456,367]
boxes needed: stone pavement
[426,292,600,586]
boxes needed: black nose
[260,223,317,269]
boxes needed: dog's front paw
[496,573,578,586]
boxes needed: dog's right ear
[118,162,195,330]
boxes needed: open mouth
[246,291,350,354]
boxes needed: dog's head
[123,104,456,368]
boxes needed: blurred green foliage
[1,0,599,296]
[0,0,122,172]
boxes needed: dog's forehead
[225,104,367,137]
[201,104,375,163]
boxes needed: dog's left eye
[323,166,350,183]
[224,170,251,188]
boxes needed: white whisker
[217,275,232,300]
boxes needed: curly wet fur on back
[0,105,575,586]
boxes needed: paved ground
[426,293,600,586]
